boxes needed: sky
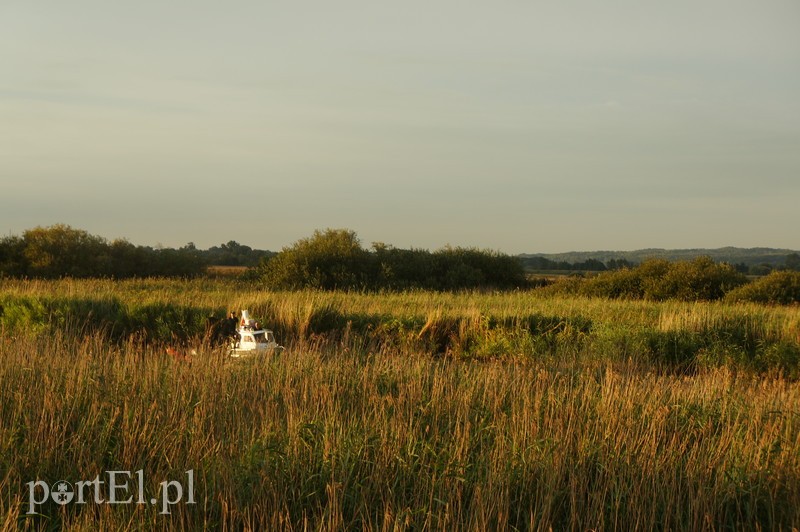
[1,1,799,254]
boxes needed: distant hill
[520,247,800,268]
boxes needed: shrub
[726,271,800,305]
[0,225,207,278]
[582,267,646,299]
[260,229,528,291]
[649,257,747,301]
[543,257,747,302]
[259,229,375,290]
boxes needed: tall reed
[1,327,798,529]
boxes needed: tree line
[520,256,635,272]
[0,225,527,289]
[0,225,271,279]
[257,229,528,290]
[543,256,800,303]
[3,225,797,302]
[732,254,800,276]
[522,254,800,275]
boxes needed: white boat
[229,310,283,358]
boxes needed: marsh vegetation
[1,279,799,529]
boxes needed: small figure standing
[225,311,239,345]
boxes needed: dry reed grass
[1,279,799,529]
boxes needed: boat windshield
[252,331,276,344]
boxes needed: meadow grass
[1,279,799,529]
[2,278,798,372]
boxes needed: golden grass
[2,277,797,342]
[1,279,799,529]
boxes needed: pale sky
[1,1,798,253]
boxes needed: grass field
[1,279,799,530]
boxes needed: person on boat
[224,311,239,346]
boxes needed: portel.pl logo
[26,470,195,515]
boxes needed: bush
[0,225,207,279]
[582,267,647,299]
[649,256,747,301]
[542,257,748,301]
[726,271,800,305]
[259,229,374,290]
[260,229,528,291]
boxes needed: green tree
[434,246,526,290]
[109,238,148,278]
[21,224,111,278]
[260,229,374,290]
[0,235,26,277]
[2,225,207,279]
[373,244,438,289]
[785,253,800,272]
[204,241,273,267]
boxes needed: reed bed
[1,279,799,529]
[1,333,799,530]
[2,278,798,343]
[2,278,798,372]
